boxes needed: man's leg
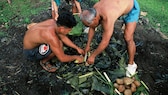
[72,1,78,13]
[40,53,57,72]
[124,22,137,77]
[124,22,136,65]
[38,44,57,72]
[41,53,55,63]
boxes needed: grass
[0,0,50,27]
[137,0,168,36]
[0,0,50,37]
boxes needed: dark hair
[57,12,77,28]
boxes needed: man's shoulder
[43,19,55,23]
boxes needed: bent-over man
[80,0,140,77]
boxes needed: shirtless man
[80,0,140,77]
[23,12,84,72]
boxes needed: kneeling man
[23,12,84,72]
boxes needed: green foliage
[138,0,168,35]
[0,0,50,27]
[69,15,83,36]
[91,0,99,2]
[0,32,7,37]
[24,17,30,24]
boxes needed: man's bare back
[94,0,134,21]
[23,19,57,49]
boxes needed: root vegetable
[131,86,136,92]
[131,83,136,88]
[123,77,134,85]
[134,80,141,87]
[125,85,131,89]
[124,89,132,95]
[131,83,136,92]
[116,78,124,85]
[118,85,125,92]
[114,83,119,88]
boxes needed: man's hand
[75,56,84,63]
[84,45,90,54]
[76,47,84,55]
[86,55,95,64]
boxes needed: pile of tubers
[114,77,141,95]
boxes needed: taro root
[116,78,124,85]
[131,83,136,92]
[131,86,136,92]
[124,89,132,95]
[114,83,119,88]
[118,85,125,92]
[134,80,141,87]
[125,84,131,89]
[123,77,134,85]
[114,77,141,94]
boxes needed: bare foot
[40,61,57,72]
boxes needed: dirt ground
[0,2,168,95]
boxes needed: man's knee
[124,35,134,44]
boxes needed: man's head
[56,12,77,34]
[57,12,77,28]
[80,8,98,27]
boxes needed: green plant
[0,32,7,37]
[138,0,168,36]
[0,0,50,28]
[69,15,83,36]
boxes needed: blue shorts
[123,0,140,23]
[54,0,61,6]
[23,44,52,61]
[77,0,82,2]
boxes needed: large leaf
[69,15,83,36]
[67,76,79,89]
[91,76,110,94]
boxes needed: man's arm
[58,34,84,54]
[90,18,115,59]
[85,27,95,52]
[42,30,84,63]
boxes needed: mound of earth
[0,2,168,95]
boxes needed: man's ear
[59,27,65,32]
[93,17,97,22]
